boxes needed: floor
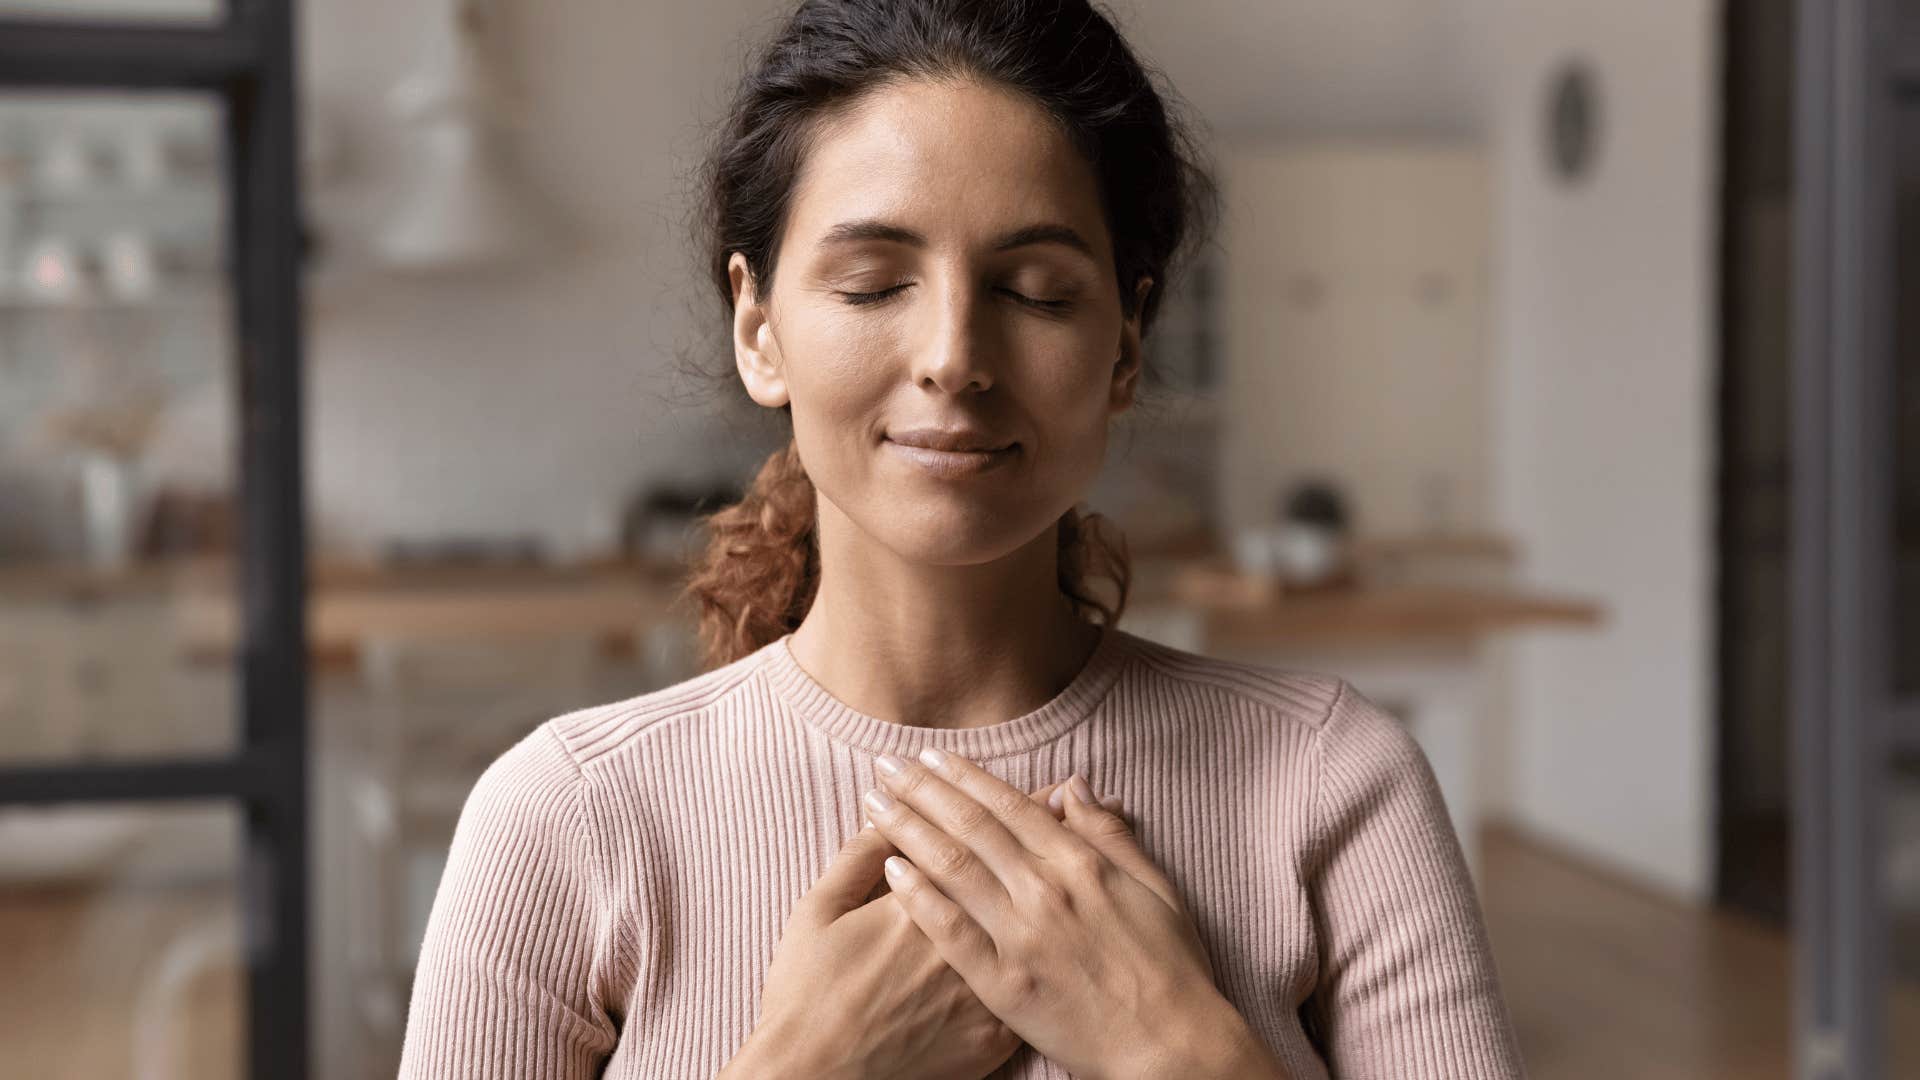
[1480,824,1920,1079]
[2,824,1916,1078]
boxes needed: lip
[883,429,1019,478]
[885,427,1016,453]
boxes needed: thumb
[801,823,898,926]
[1057,773,1187,917]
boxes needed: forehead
[785,76,1109,252]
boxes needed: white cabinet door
[1219,144,1490,537]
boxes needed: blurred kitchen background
[0,0,1916,1077]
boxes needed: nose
[911,277,995,394]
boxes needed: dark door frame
[0,4,310,1077]
[1790,0,1901,1076]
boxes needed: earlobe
[730,252,790,409]
[1109,274,1153,414]
[1109,347,1141,414]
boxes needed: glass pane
[0,0,219,22]
[0,801,242,1079]
[0,90,238,765]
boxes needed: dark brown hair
[683,0,1218,669]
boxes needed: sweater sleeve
[1300,680,1526,1078]
[397,724,620,1079]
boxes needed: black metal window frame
[0,4,309,1078]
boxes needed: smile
[882,437,1019,478]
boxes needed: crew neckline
[758,622,1135,759]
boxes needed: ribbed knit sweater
[397,624,1526,1079]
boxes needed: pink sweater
[397,625,1526,1078]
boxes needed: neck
[786,498,1104,732]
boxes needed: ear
[730,252,789,408]
[1109,274,1153,415]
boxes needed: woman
[398,0,1525,1077]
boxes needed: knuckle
[1058,846,1106,884]
[1021,873,1074,913]
[985,787,1031,819]
[976,1019,1019,1059]
[1000,965,1042,1009]
[893,767,933,800]
[928,842,974,879]
[948,799,994,838]
[931,903,973,939]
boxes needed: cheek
[1020,335,1118,439]
[781,311,894,418]
[779,315,896,492]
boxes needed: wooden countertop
[1160,582,1601,648]
[1129,556,1602,648]
[1,551,1603,664]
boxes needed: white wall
[1465,0,1720,901]
[297,0,795,559]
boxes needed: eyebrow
[818,218,1096,258]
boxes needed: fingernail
[864,788,895,814]
[885,856,907,879]
[1101,795,1123,812]
[1068,774,1095,805]
[1048,785,1067,811]
[917,747,947,769]
[875,753,907,777]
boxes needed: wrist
[721,1016,864,1080]
[1115,989,1287,1080]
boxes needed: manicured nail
[875,753,907,777]
[885,856,907,879]
[918,747,947,769]
[1048,785,1067,811]
[865,788,895,814]
[1068,774,1095,805]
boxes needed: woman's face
[729,76,1148,567]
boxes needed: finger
[873,752,1047,885]
[881,853,998,995]
[1031,778,1075,814]
[802,822,903,927]
[863,784,1018,937]
[1048,781,1124,818]
[901,749,1083,867]
[1057,773,1188,915]
[867,776,1067,903]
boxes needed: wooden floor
[0,876,241,1080]
[1480,823,1920,1079]
[1,825,1916,1079]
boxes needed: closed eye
[835,283,1074,312]
[1000,288,1073,312]
[838,284,911,306]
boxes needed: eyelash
[837,284,1073,312]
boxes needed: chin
[868,500,1060,567]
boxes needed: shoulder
[1111,629,1434,808]
[454,721,591,851]
[1114,627,1350,734]
[534,640,776,773]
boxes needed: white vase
[79,454,138,569]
